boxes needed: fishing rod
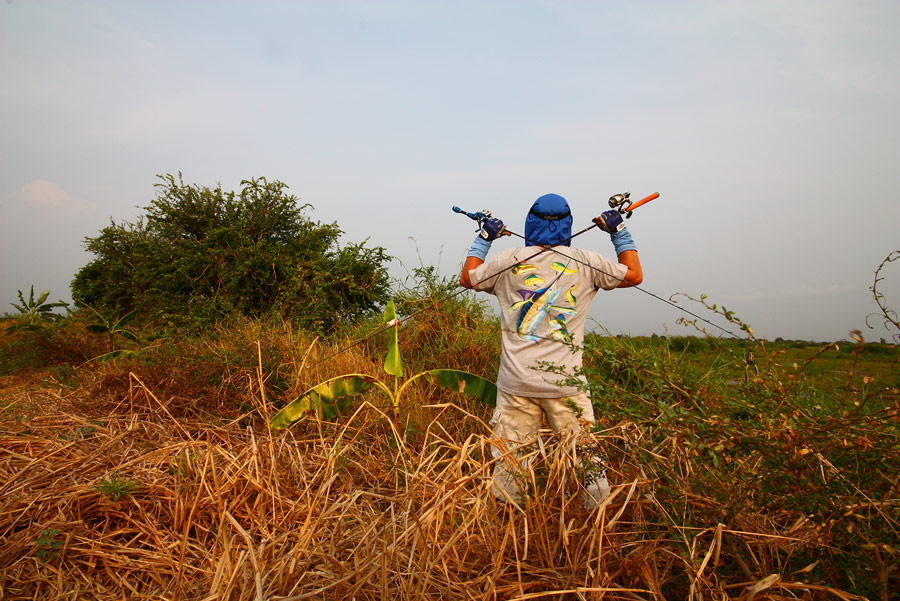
[607,191,660,217]
[453,191,658,255]
[452,191,745,341]
[452,191,659,229]
[303,191,741,371]
[452,190,659,248]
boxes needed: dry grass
[0,362,873,601]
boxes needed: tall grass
[581,333,899,598]
[1,281,898,599]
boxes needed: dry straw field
[1,288,898,600]
[2,353,888,601]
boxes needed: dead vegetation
[1,365,885,601]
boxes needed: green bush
[0,315,103,376]
[664,335,714,354]
[859,342,897,355]
[391,265,500,377]
[71,174,391,332]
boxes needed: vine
[866,250,900,343]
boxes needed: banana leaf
[268,374,392,430]
[269,370,497,432]
[113,308,140,329]
[88,349,138,363]
[398,369,497,407]
[382,300,403,377]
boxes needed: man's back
[468,246,626,397]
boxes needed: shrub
[71,174,391,332]
[391,265,500,376]
[580,324,899,597]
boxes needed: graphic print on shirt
[508,260,578,343]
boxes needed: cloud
[20,180,95,219]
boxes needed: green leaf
[117,329,143,344]
[74,299,109,327]
[382,300,403,377]
[5,323,41,333]
[269,374,392,430]
[86,349,138,363]
[425,369,498,406]
[37,301,67,314]
[113,309,140,329]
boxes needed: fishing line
[505,229,746,341]
[301,233,573,371]
[303,216,746,371]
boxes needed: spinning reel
[608,191,659,218]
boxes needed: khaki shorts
[488,390,608,507]
[490,390,595,443]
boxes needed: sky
[2,0,899,343]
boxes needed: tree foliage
[71,174,391,331]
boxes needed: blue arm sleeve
[610,228,637,255]
[467,236,492,261]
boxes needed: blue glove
[479,217,506,241]
[592,210,625,234]
[594,210,637,255]
[468,218,505,260]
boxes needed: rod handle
[625,192,659,213]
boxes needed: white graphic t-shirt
[469,246,627,398]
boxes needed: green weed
[3,258,898,598]
[58,425,95,441]
[35,528,62,561]
[95,471,142,501]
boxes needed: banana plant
[74,299,143,360]
[6,286,68,331]
[269,300,497,430]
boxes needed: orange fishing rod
[608,191,660,218]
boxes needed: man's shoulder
[484,246,531,268]
[486,246,613,270]
[567,246,605,258]
[569,246,617,266]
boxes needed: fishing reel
[452,206,495,232]
[607,191,660,219]
[608,192,635,218]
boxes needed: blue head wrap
[524,193,572,247]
